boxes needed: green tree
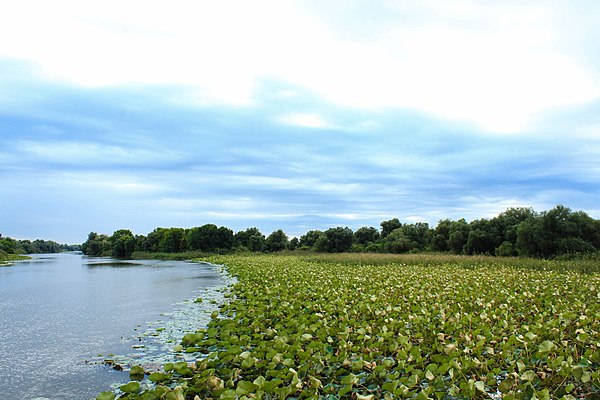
[492,207,534,246]
[266,229,288,252]
[384,228,412,253]
[0,236,17,254]
[318,227,354,253]
[110,229,136,258]
[380,218,402,238]
[354,226,380,245]
[234,228,266,252]
[159,228,186,253]
[432,219,452,252]
[215,227,234,252]
[517,205,599,257]
[448,219,469,254]
[288,237,300,251]
[299,230,325,250]
[464,219,496,255]
[187,224,219,252]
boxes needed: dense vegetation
[0,233,79,255]
[83,205,600,259]
[0,249,29,264]
[99,253,599,399]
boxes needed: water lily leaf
[96,392,116,400]
[474,381,486,392]
[538,340,555,355]
[120,381,141,394]
[149,372,172,382]
[356,394,374,400]
[129,365,144,380]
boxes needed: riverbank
[0,251,30,264]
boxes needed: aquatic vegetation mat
[103,254,599,399]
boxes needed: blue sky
[1,0,599,244]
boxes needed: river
[0,252,228,400]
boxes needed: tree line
[0,233,80,255]
[81,205,600,259]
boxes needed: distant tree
[448,219,469,254]
[492,207,535,246]
[266,229,289,252]
[234,227,266,252]
[82,232,110,256]
[110,229,136,258]
[16,240,35,254]
[384,228,412,253]
[517,205,599,257]
[495,241,517,257]
[187,224,219,252]
[134,234,150,252]
[299,230,325,250]
[380,218,402,238]
[0,236,17,254]
[159,228,186,253]
[318,227,354,253]
[288,237,300,251]
[146,228,168,252]
[464,219,496,255]
[215,227,234,251]
[432,219,452,252]
[401,222,431,251]
[354,226,380,246]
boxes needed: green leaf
[129,365,144,380]
[538,340,555,355]
[96,392,116,400]
[474,381,486,393]
[148,372,172,382]
[356,394,374,400]
[120,381,141,394]
[521,370,537,382]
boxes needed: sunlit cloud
[1,1,598,132]
[277,113,333,129]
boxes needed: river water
[0,253,227,400]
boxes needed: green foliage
[518,206,599,258]
[380,218,402,238]
[0,232,79,255]
[317,227,354,253]
[354,226,380,246]
[299,230,326,250]
[0,236,17,253]
[81,204,600,259]
[116,253,600,399]
[0,249,30,263]
[110,229,136,258]
[234,227,266,252]
[266,229,288,252]
[81,232,111,256]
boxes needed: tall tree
[234,227,266,252]
[266,229,288,252]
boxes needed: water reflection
[86,261,144,268]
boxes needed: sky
[1,0,599,244]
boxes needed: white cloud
[1,1,598,132]
[277,112,333,129]
[16,140,182,166]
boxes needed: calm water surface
[0,253,225,400]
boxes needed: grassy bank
[0,250,30,264]
[99,253,599,399]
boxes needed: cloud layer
[1,1,599,243]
